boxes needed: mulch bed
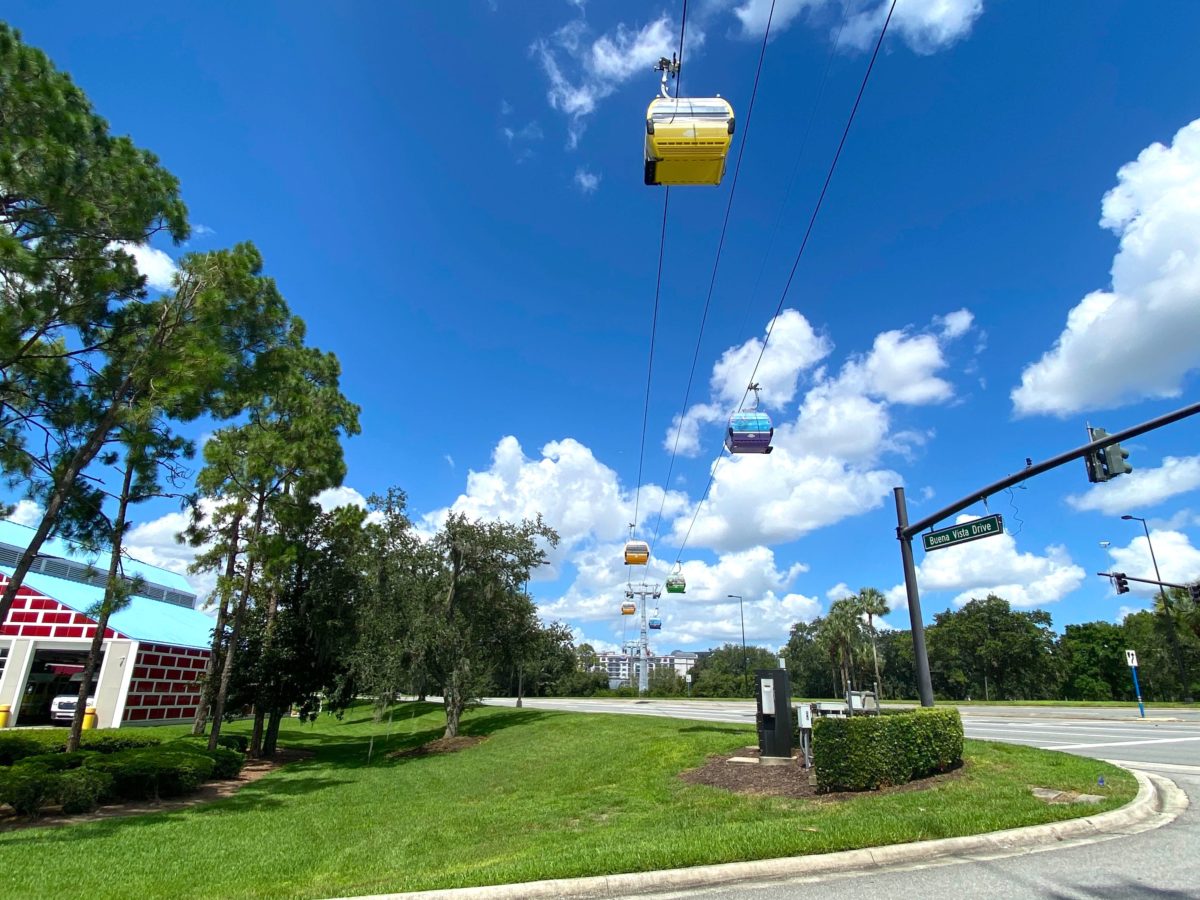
[0,747,314,832]
[388,735,486,759]
[680,745,965,801]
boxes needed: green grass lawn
[0,703,1138,899]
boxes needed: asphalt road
[481,697,1200,898]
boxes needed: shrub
[85,748,215,800]
[175,733,249,753]
[0,768,59,816]
[813,707,963,792]
[57,768,112,814]
[0,732,63,765]
[169,740,245,778]
[78,731,162,754]
[0,729,159,765]
[12,751,99,773]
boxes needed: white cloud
[123,502,214,599]
[889,515,1086,611]
[663,310,967,550]
[1013,119,1200,416]
[825,582,853,601]
[842,0,984,55]
[668,448,900,552]
[532,15,684,148]
[1067,456,1200,515]
[5,500,42,527]
[538,543,817,647]
[669,310,831,457]
[935,308,974,339]
[423,435,688,575]
[727,0,983,55]
[110,242,177,291]
[574,167,601,193]
[1107,529,1200,593]
[315,486,369,512]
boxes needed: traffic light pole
[1096,571,1192,591]
[895,399,1200,709]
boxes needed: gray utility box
[754,668,793,763]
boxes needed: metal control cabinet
[754,668,793,762]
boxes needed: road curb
[347,767,1184,899]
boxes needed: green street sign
[922,514,1004,552]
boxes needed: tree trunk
[869,620,883,701]
[192,515,241,736]
[209,494,265,751]
[65,462,134,752]
[249,709,266,757]
[262,706,284,757]
[0,394,128,623]
[443,663,468,739]
[516,668,523,708]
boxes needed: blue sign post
[1126,649,1145,718]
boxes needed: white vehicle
[50,693,95,724]
[49,673,94,725]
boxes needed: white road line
[1051,735,1200,750]
[1104,757,1200,774]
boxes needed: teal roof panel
[5,567,215,651]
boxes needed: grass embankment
[0,704,1136,899]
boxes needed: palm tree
[818,598,867,714]
[858,587,890,702]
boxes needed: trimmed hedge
[813,707,964,792]
[175,733,250,754]
[170,740,245,779]
[84,748,216,801]
[0,734,244,815]
[57,768,113,814]
[0,768,59,816]
[0,729,160,765]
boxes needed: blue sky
[6,1,1200,653]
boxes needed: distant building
[0,521,213,728]
[590,648,699,689]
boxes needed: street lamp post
[1121,514,1193,702]
[728,594,748,697]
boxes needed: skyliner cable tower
[625,582,661,693]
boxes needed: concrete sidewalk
[341,767,1186,900]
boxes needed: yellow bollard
[0,704,9,729]
[82,706,97,730]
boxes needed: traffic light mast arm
[1097,571,1191,591]
[900,400,1200,540]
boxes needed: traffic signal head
[1103,441,1132,478]
[1114,572,1130,594]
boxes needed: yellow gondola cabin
[624,540,650,565]
[644,96,735,187]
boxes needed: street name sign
[922,514,1004,552]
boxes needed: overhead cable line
[738,0,898,411]
[730,2,851,344]
[674,0,900,563]
[652,0,778,551]
[631,0,689,534]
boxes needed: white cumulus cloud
[1067,456,1200,515]
[889,515,1086,611]
[110,242,177,292]
[1107,529,1200,594]
[574,167,601,193]
[726,0,983,55]
[1013,118,1200,417]
[532,15,686,148]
